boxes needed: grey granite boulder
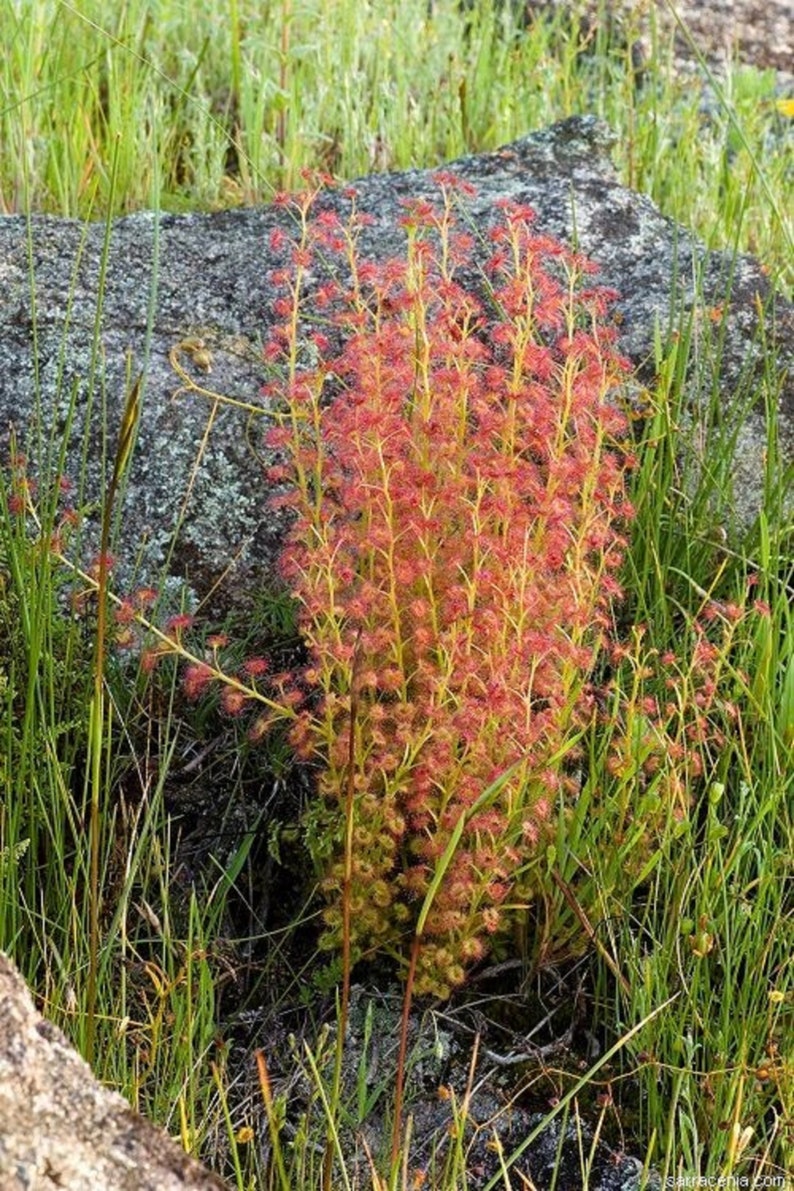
[0,116,790,615]
[0,952,227,1190]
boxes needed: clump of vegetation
[1,2,792,1187]
[256,179,637,1000]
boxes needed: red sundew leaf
[354,260,382,286]
[449,229,476,256]
[88,552,116,577]
[272,296,295,318]
[517,342,556,379]
[133,586,158,608]
[431,170,478,197]
[299,167,334,187]
[241,657,269,677]
[248,713,276,743]
[485,249,511,274]
[270,491,305,513]
[140,647,162,674]
[348,210,375,228]
[166,613,193,634]
[494,197,535,222]
[528,233,567,260]
[398,200,439,229]
[533,300,567,332]
[264,464,290,485]
[58,507,80,530]
[568,252,600,275]
[482,908,501,933]
[331,308,369,331]
[221,686,249,716]
[183,663,214,700]
[291,247,312,268]
[113,600,136,624]
[264,426,293,449]
[286,377,322,404]
[315,282,342,308]
[487,881,510,904]
[312,208,343,230]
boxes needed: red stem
[390,934,420,1177]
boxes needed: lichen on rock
[0,116,790,616]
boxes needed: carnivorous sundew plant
[255,177,638,997]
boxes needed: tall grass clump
[0,377,299,1171]
[3,1,791,292]
[0,445,98,990]
[582,305,794,1182]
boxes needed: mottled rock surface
[0,952,227,1190]
[0,116,790,614]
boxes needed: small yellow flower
[235,1125,254,1144]
[776,98,794,118]
[768,989,786,1004]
